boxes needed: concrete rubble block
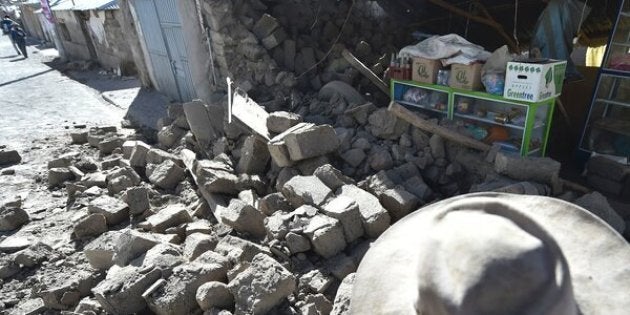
[304,214,347,258]
[331,273,355,315]
[48,167,75,188]
[214,235,270,263]
[0,150,21,166]
[369,148,394,171]
[338,185,391,238]
[298,294,333,315]
[87,133,106,148]
[321,196,364,243]
[253,13,279,39]
[0,204,29,232]
[429,134,446,159]
[403,176,433,201]
[296,155,330,176]
[236,135,270,175]
[267,111,302,134]
[361,171,396,196]
[325,253,357,281]
[0,235,31,253]
[106,166,142,195]
[184,233,219,261]
[494,153,562,192]
[47,152,78,169]
[14,242,53,268]
[92,265,162,314]
[286,232,311,254]
[314,164,355,191]
[283,123,340,162]
[228,253,296,314]
[379,187,420,221]
[80,172,107,188]
[146,261,229,315]
[345,102,377,125]
[267,138,293,167]
[146,148,184,167]
[265,211,290,241]
[196,281,234,311]
[367,108,409,139]
[88,195,129,226]
[132,243,185,277]
[73,213,107,239]
[197,168,240,195]
[157,125,186,149]
[40,269,102,310]
[282,175,333,208]
[587,173,624,195]
[123,186,151,215]
[262,27,287,50]
[319,80,365,105]
[70,132,89,145]
[217,199,266,238]
[10,298,46,315]
[99,137,125,156]
[122,140,139,159]
[0,254,20,279]
[147,205,192,233]
[129,141,152,167]
[299,269,334,294]
[101,156,123,170]
[186,219,213,235]
[587,155,630,182]
[74,297,104,314]
[342,149,366,168]
[183,101,218,148]
[147,159,186,190]
[574,192,626,234]
[112,229,161,266]
[259,192,292,216]
[84,231,122,270]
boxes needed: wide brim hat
[351,192,630,315]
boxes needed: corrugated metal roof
[48,0,119,11]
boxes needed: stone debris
[73,213,108,238]
[267,111,303,134]
[0,150,21,166]
[282,175,333,207]
[574,192,626,234]
[0,201,29,232]
[331,273,355,315]
[92,265,162,314]
[196,281,234,311]
[147,159,186,190]
[88,195,129,226]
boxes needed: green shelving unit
[391,80,556,156]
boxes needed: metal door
[132,0,196,101]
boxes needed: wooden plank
[388,101,491,152]
[342,49,389,95]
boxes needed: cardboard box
[503,59,567,102]
[449,63,483,90]
[412,58,441,84]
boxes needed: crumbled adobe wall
[53,10,93,61]
[201,0,408,109]
[87,10,137,75]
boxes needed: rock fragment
[0,150,21,166]
[88,195,129,226]
[73,213,107,238]
[196,281,234,311]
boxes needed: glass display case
[391,80,555,156]
[580,1,630,160]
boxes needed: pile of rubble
[1,81,627,315]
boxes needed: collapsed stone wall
[202,0,408,108]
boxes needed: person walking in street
[2,16,21,56]
[11,24,27,58]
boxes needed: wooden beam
[342,49,390,95]
[389,101,491,152]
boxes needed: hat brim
[351,192,630,315]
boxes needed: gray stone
[403,176,432,201]
[429,134,446,159]
[74,297,104,314]
[237,135,270,174]
[197,166,240,195]
[186,220,213,236]
[325,254,357,281]
[14,242,52,267]
[319,81,365,105]
[158,125,186,149]
[495,153,562,193]
[228,253,296,314]
[0,150,21,166]
[84,231,121,270]
[148,160,186,190]
[282,175,332,208]
[345,103,377,126]
[129,141,152,167]
[74,213,107,238]
[284,40,296,71]
[88,195,129,226]
[196,281,234,311]
[146,148,184,167]
[574,192,626,234]
[322,196,364,243]
[106,167,142,194]
[0,204,29,232]
[39,270,101,310]
[342,149,366,168]
[267,111,302,134]
[587,173,624,195]
[0,235,31,252]
[369,149,394,171]
[262,27,287,50]
[217,199,266,238]
[122,141,138,159]
[147,205,193,233]
[214,235,270,263]
[71,132,89,144]
[184,233,219,261]
[283,124,340,162]
[299,294,333,315]
[265,211,290,240]
[124,187,150,215]
[0,255,20,279]
[48,153,77,169]
[9,298,46,315]
[314,164,354,191]
[331,273,355,315]
[48,167,75,188]
[267,136,293,167]
[183,101,219,149]
[146,261,229,315]
[258,193,292,216]
[299,269,334,294]
[587,155,630,182]
[304,214,347,258]
[92,265,162,314]
[132,243,185,278]
[112,229,162,266]
[338,185,390,238]
[253,14,279,39]
[368,108,409,139]
[286,232,311,254]
[99,137,124,156]
[380,188,419,221]
[296,155,330,176]
[81,172,107,188]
